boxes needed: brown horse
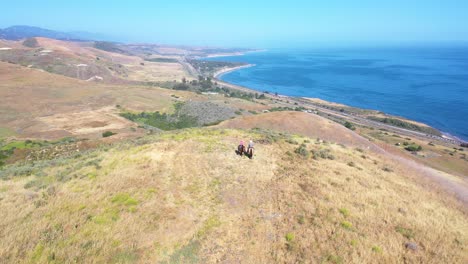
[236,144,245,156]
[246,147,253,159]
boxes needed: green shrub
[311,149,334,160]
[372,246,382,253]
[344,121,356,130]
[341,221,353,229]
[339,208,350,217]
[405,144,422,152]
[285,233,295,242]
[102,131,116,138]
[294,144,309,158]
[325,254,343,264]
[395,226,415,239]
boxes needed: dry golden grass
[0,128,466,263]
[218,111,381,152]
[0,61,206,139]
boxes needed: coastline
[213,64,255,79]
[213,66,466,145]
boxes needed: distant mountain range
[0,25,115,42]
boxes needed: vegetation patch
[372,246,383,253]
[344,121,356,130]
[285,233,295,242]
[405,144,422,152]
[111,193,139,207]
[196,215,221,238]
[144,57,178,63]
[187,59,245,75]
[395,226,415,239]
[93,41,125,53]
[93,208,120,224]
[166,240,201,264]
[311,148,335,160]
[112,249,139,263]
[294,143,309,158]
[269,106,306,112]
[368,116,441,136]
[145,76,266,102]
[1,140,44,151]
[339,208,350,217]
[341,221,353,230]
[121,102,198,131]
[102,131,117,138]
[23,37,39,48]
[324,254,343,264]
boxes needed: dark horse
[236,144,245,156]
[246,146,253,159]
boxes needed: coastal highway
[215,79,465,147]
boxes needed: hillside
[0,37,190,83]
[0,128,466,263]
[0,36,467,263]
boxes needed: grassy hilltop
[1,128,466,263]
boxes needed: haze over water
[209,47,468,141]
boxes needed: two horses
[236,144,253,159]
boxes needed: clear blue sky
[2,0,468,48]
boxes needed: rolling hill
[0,36,466,263]
[0,128,466,263]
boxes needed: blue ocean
[207,47,468,141]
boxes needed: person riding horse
[237,140,245,156]
[246,140,254,158]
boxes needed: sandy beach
[213,64,255,79]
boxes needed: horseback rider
[238,140,245,155]
[247,140,254,157]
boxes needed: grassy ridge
[0,128,465,263]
